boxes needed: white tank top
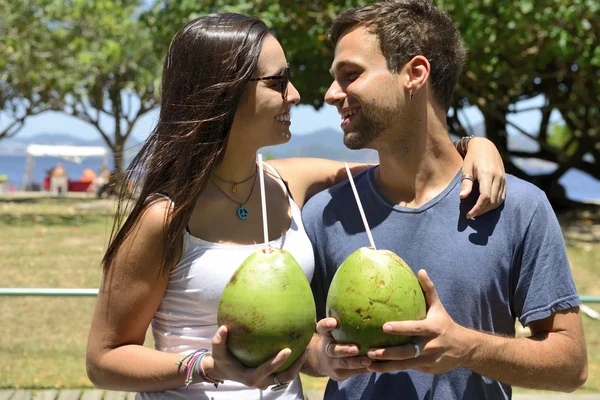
[137,163,315,400]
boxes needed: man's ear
[405,55,430,95]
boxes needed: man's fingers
[367,339,427,361]
[417,269,439,309]
[316,318,338,336]
[327,342,360,358]
[334,355,372,370]
[382,320,432,336]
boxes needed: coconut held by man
[326,247,427,355]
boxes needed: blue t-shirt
[302,167,580,400]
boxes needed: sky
[1,95,562,145]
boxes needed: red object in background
[43,177,92,192]
[68,181,92,192]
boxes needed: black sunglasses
[250,64,290,100]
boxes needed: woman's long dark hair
[103,14,270,275]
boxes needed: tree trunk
[484,111,508,157]
[483,111,524,177]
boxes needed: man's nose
[324,80,346,106]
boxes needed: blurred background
[0,0,598,398]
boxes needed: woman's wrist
[200,355,221,382]
[456,135,475,158]
[176,350,224,388]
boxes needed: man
[300,1,587,399]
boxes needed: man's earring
[409,91,414,100]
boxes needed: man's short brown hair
[330,0,466,111]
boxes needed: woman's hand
[460,137,506,218]
[202,326,307,390]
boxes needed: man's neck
[374,116,463,209]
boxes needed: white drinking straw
[344,163,376,249]
[258,153,269,253]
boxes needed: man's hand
[366,270,472,374]
[314,318,372,381]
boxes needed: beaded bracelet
[456,135,475,157]
[176,349,224,389]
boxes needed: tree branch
[65,97,112,145]
[0,100,51,140]
[508,149,599,181]
[0,119,25,140]
[538,106,552,143]
[477,100,561,155]
[123,96,157,139]
[124,92,133,124]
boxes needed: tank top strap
[263,161,302,216]
[263,161,293,200]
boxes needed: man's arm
[366,270,587,393]
[461,309,587,392]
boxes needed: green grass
[0,195,598,392]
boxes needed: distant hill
[0,129,380,162]
[262,128,379,162]
[0,125,539,161]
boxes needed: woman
[86,13,506,400]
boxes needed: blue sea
[0,154,598,203]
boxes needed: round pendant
[237,205,249,220]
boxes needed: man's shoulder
[505,174,550,210]
[500,174,558,227]
[302,168,370,226]
[302,179,348,223]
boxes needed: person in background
[95,164,111,198]
[50,162,68,196]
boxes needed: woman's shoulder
[133,194,176,239]
[109,194,181,276]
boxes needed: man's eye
[346,72,359,81]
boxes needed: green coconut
[326,247,426,355]
[217,248,316,373]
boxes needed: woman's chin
[270,128,292,145]
[280,131,292,143]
